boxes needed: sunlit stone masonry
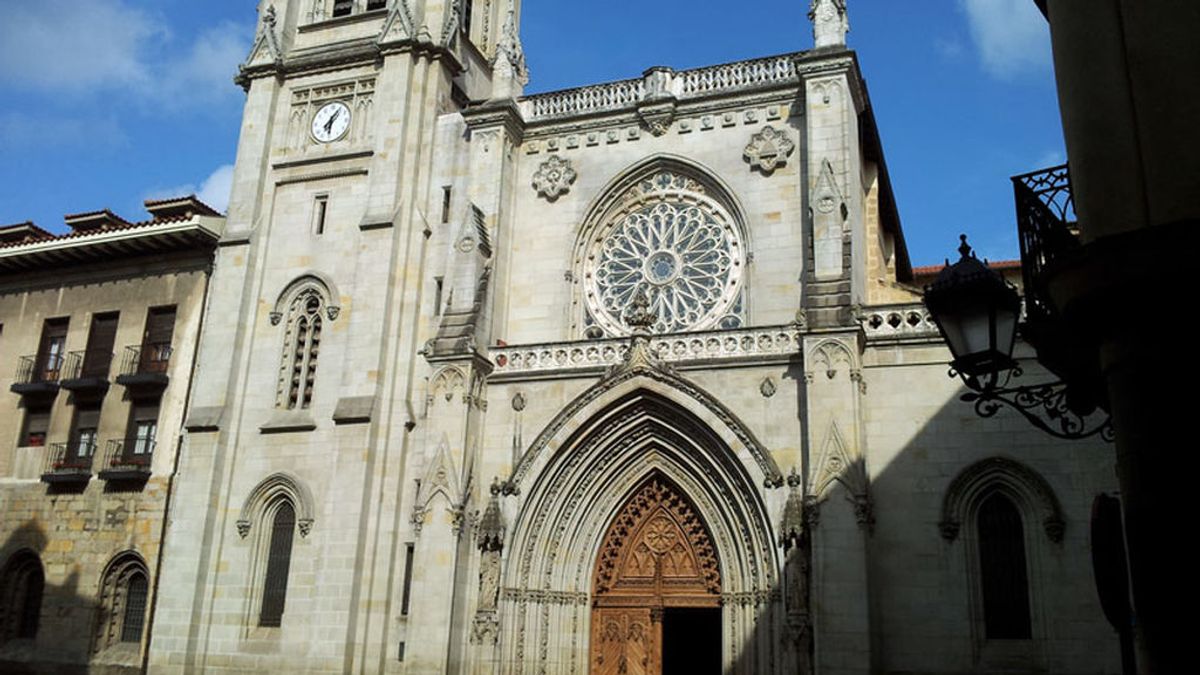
[0,1,1122,674]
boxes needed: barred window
[0,551,44,643]
[978,493,1033,639]
[93,553,151,653]
[260,502,297,627]
[120,572,148,643]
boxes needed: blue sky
[0,0,1062,266]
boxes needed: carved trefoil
[744,126,796,175]
[532,155,577,201]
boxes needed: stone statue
[810,0,849,49]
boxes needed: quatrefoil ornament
[744,125,796,175]
[532,154,577,201]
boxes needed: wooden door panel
[592,607,655,675]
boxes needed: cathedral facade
[0,1,1123,674]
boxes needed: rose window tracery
[584,171,745,335]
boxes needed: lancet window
[277,289,325,410]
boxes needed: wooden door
[591,476,721,675]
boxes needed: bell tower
[149,1,527,673]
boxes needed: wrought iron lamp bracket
[950,366,1114,442]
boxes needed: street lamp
[923,235,1112,441]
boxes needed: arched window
[238,473,314,631]
[940,458,1063,650]
[278,289,325,410]
[0,551,43,643]
[260,501,296,627]
[93,552,151,653]
[977,493,1033,639]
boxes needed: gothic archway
[497,379,786,673]
[591,475,722,675]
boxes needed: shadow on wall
[0,520,95,675]
[724,360,1123,675]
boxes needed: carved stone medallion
[532,154,577,201]
[744,125,796,175]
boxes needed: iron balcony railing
[61,349,115,381]
[42,441,96,476]
[14,354,64,385]
[1012,163,1081,323]
[99,439,154,472]
[119,343,173,378]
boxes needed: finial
[624,289,657,332]
[264,4,277,28]
[957,234,973,260]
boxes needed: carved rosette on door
[591,475,722,675]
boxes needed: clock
[311,101,352,143]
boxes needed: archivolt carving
[508,368,783,490]
[237,472,316,539]
[939,457,1065,543]
[498,339,784,670]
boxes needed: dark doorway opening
[662,607,721,675]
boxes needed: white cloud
[960,0,1052,79]
[0,1,250,105]
[145,164,235,214]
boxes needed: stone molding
[939,457,1065,543]
[237,472,317,539]
[506,350,785,490]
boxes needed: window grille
[978,493,1033,639]
[332,0,354,18]
[120,572,148,643]
[260,503,296,627]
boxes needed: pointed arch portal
[591,475,722,675]
[498,379,789,674]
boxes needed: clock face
[311,101,352,143]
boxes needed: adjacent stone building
[0,198,222,673]
[2,1,1125,674]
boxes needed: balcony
[59,349,113,393]
[115,343,172,392]
[11,354,63,396]
[1011,163,1106,409]
[39,441,94,486]
[97,439,153,483]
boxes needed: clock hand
[324,110,339,134]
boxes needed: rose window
[583,172,744,335]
